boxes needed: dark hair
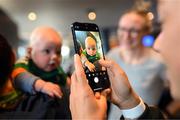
[0,34,15,88]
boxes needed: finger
[93,66,96,71]
[95,92,101,99]
[54,86,63,97]
[96,93,108,112]
[47,91,54,98]
[101,88,111,98]
[89,68,93,72]
[53,89,63,99]
[74,54,84,73]
[98,97,107,113]
[69,93,73,113]
[69,74,76,110]
[49,83,62,95]
[74,54,87,84]
[98,59,113,68]
[99,59,124,76]
[53,84,61,90]
[98,59,114,77]
[44,84,62,98]
[70,72,77,92]
[91,68,95,72]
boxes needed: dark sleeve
[13,59,39,94]
[0,92,71,119]
[14,72,40,94]
[138,103,165,119]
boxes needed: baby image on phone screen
[80,36,103,72]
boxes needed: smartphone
[71,22,110,92]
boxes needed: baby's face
[85,37,97,56]
[30,38,61,72]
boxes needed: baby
[81,36,101,72]
[12,26,70,98]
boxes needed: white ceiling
[0,0,156,41]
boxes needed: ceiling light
[88,11,96,21]
[28,12,37,21]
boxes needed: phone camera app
[72,22,110,92]
[75,31,105,74]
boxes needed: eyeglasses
[118,26,142,37]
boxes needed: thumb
[94,88,111,99]
[98,59,113,68]
[96,89,111,114]
[74,54,87,84]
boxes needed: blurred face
[117,12,146,50]
[154,0,180,100]
[85,37,97,56]
[30,30,62,72]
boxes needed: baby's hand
[41,82,63,98]
[86,61,96,72]
[34,79,63,98]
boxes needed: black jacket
[0,87,71,119]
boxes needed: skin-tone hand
[70,54,110,119]
[34,79,63,99]
[98,59,140,109]
[66,77,71,88]
[85,61,96,72]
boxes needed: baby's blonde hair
[29,26,62,47]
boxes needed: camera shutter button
[94,77,99,83]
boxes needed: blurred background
[0,0,159,70]
[2,1,180,118]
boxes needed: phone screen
[71,22,110,92]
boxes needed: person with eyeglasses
[70,0,180,119]
[107,8,168,119]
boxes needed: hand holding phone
[71,22,110,92]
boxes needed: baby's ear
[26,47,32,58]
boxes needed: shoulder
[14,57,30,69]
[15,57,29,65]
